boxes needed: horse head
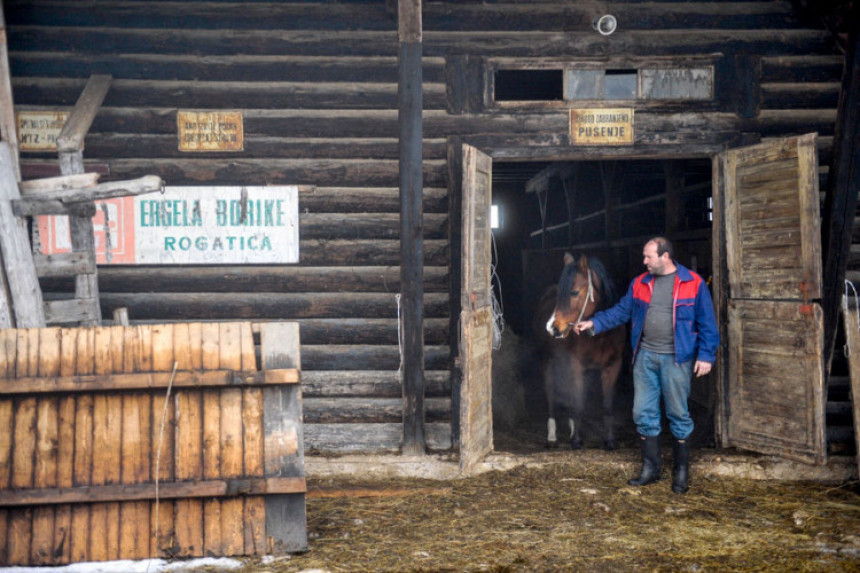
[545,252,601,338]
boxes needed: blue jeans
[632,348,694,439]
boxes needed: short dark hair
[648,236,674,259]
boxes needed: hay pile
[234,452,860,572]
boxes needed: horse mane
[555,254,618,312]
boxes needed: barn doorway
[484,156,717,455]
[457,135,828,468]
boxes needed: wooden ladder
[0,74,162,327]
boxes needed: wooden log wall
[3,0,844,454]
[0,321,306,565]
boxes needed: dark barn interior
[488,157,717,452]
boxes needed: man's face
[643,241,667,275]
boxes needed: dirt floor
[221,444,860,573]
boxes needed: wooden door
[459,144,493,471]
[718,133,826,465]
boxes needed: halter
[573,269,594,325]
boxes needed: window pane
[564,69,604,100]
[605,70,637,100]
[640,68,713,99]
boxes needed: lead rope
[149,360,179,569]
[573,270,595,326]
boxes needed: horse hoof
[545,440,559,449]
[604,440,618,451]
[570,438,584,450]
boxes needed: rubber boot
[627,435,661,486]
[672,437,690,494]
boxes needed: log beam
[399,0,425,456]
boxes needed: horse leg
[544,359,559,449]
[601,359,622,450]
[568,360,586,450]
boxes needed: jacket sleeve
[694,281,720,363]
[591,281,635,334]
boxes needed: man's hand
[573,320,593,335]
[693,361,712,377]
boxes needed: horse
[534,252,626,450]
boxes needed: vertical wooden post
[260,322,307,553]
[822,29,860,373]
[399,0,425,455]
[0,2,19,327]
[0,2,19,182]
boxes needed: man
[574,237,719,494]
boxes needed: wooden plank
[201,322,221,370]
[31,397,58,565]
[93,327,111,376]
[95,265,450,293]
[75,328,94,377]
[220,386,244,555]
[109,326,125,375]
[202,388,222,556]
[10,396,36,564]
[260,322,307,554]
[842,297,860,480]
[188,322,203,370]
[70,393,92,563]
[138,324,153,372]
[239,322,256,371]
[0,8,19,183]
[0,400,13,489]
[219,322,242,371]
[243,386,265,555]
[54,396,75,564]
[120,391,151,560]
[56,74,112,155]
[0,328,15,378]
[0,368,299,395]
[16,174,162,203]
[173,322,192,372]
[152,323,175,372]
[304,422,452,453]
[174,389,203,556]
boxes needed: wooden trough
[0,320,306,565]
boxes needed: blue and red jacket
[590,262,719,365]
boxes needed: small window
[491,204,501,229]
[605,69,637,99]
[564,69,637,100]
[495,69,563,101]
[640,68,713,100]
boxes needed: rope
[396,293,403,378]
[490,231,505,350]
[149,360,179,568]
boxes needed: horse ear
[563,252,574,265]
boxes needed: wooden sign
[569,108,634,145]
[177,110,244,151]
[16,111,69,151]
[38,185,299,264]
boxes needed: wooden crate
[0,321,306,565]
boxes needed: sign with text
[38,186,299,264]
[16,111,70,151]
[569,108,634,145]
[177,110,244,151]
